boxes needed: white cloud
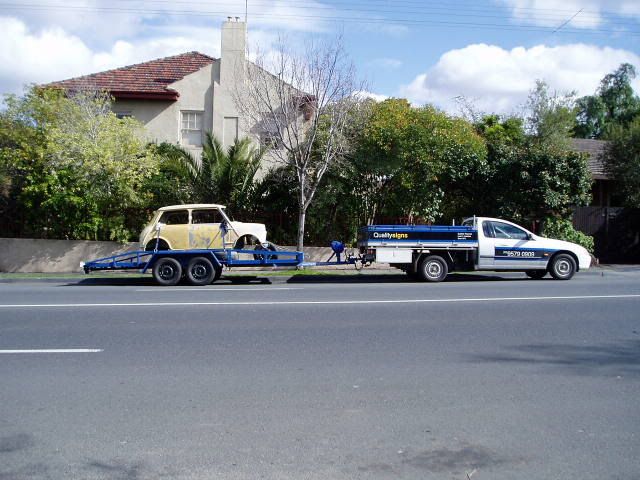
[399,43,640,115]
[496,0,640,29]
[0,16,292,95]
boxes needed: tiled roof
[45,51,216,101]
[571,138,609,179]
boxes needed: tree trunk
[297,207,306,252]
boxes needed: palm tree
[171,133,266,210]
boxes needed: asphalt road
[1,268,639,480]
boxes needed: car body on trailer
[139,204,267,251]
[358,216,592,282]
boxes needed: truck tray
[358,225,478,249]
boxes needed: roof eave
[112,91,179,101]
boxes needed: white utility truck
[358,216,592,282]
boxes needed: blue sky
[1,0,639,115]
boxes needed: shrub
[541,217,594,253]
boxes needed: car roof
[157,204,226,212]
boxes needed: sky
[1,0,639,116]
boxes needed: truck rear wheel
[419,255,448,282]
[152,257,182,286]
[186,257,215,286]
[549,253,576,280]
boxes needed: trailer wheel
[152,257,182,286]
[419,255,448,282]
[186,257,215,286]
[526,270,547,280]
[549,253,576,280]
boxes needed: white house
[47,19,289,164]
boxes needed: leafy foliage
[0,86,157,241]
[542,217,594,253]
[575,63,640,139]
[473,115,592,224]
[603,117,640,208]
[169,133,265,216]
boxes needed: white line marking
[0,294,638,308]
[0,349,103,353]
[135,287,303,292]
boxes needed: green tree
[473,114,592,223]
[0,86,157,241]
[525,80,577,148]
[172,133,265,215]
[353,99,487,224]
[604,117,640,207]
[575,63,640,138]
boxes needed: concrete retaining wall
[0,238,137,273]
[0,238,361,273]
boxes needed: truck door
[484,220,546,269]
[477,220,495,268]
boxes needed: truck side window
[483,222,494,238]
[490,221,528,240]
[192,209,221,224]
[160,210,188,225]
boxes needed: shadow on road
[468,339,640,377]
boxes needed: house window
[181,111,203,147]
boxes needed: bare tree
[235,35,361,250]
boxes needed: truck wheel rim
[427,261,442,278]
[556,260,571,276]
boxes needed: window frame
[180,110,204,147]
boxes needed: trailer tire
[549,253,576,280]
[526,270,547,280]
[152,257,182,286]
[418,255,448,282]
[186,257,215,286]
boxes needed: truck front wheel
[549,253,576,280]
[419,255,448,282]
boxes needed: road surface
[1,268,639,479]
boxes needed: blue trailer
[82,238,356,286]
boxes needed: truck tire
[526,270,547,280]
[186,257,215,286]
[152,257,182,286]
[549,253,576,280]
[419,255,448,282]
